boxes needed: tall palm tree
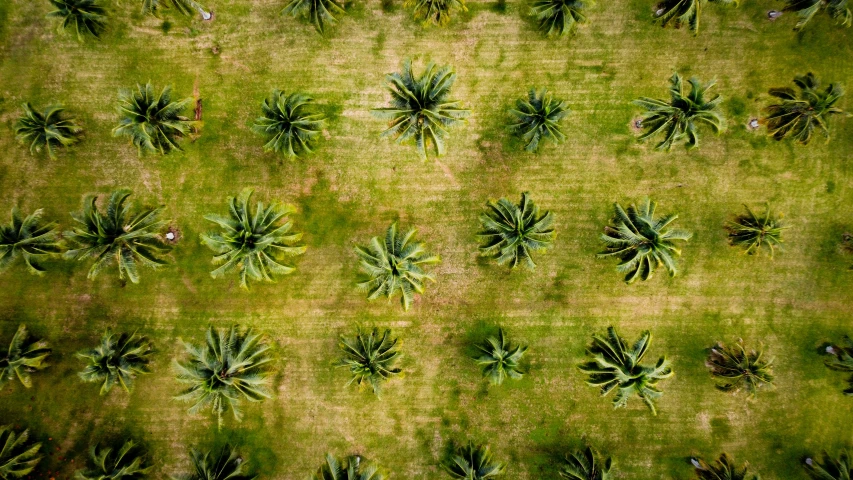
[252,91,326,158]
[530,0,592,37]
[47,0,107,41]
[579,326,673,415]
[175,326,273,429]
[598,199,692,283]
[706,341,774,396]
[142,0,209,17]
[75,440,151,480]
[478,192,555,269]
[64,189,171,284]
[508,89,570,152]
[473,328,527,385]
[338,327,402,395]
[764,73,845,145]
[805,451,853,480]
[0,425,41,480]
[559,445,612,480]
[692,454,757,480]
[311,454,384,480]
[14,103,82,158]
[282,0,345,33]
[0,208,62,276]
[443,444,505,480]
[784,0,851,29]
[113,83,195,155]
[633,73,724,150]
[725,204,787,257]
[355,223,440,311]
[201,189,306,290]
[175,446,256,480]
[372,60,470,159]
[653,0,736,35]
[0,325,51,390]
[77,330,154,395]
[406,0,468,25]
[824,336,853,395]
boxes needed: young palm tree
[478,192,555,269]
[311,454,384,480]
[0,426,41,480]
[75,440,151,480]
[0,325,51,390]
[175,446,256,480]
[142,0,209,17]
[805,451,853,480]
[252,91,326,158]
[473,328,527,385]
[579,326,673,415]
[725,204,787,257]
[784,0,851,29]
[355,223,440,311]
[405,0,468,26]
[47,0,107,41]
[530,0,592,37]
[77,330,154,395]
[653,0,736,35]
[824,336,853,395]
[633,73,724,150]
[598,199,692,284]
[443,444,505,480]
[338,327,402,395]
[281,0,345,33]
[175,326,273,429]
[201,189,306,290]
[0,208,62,276]
[14,103,82,158]
[559,445,612,480]
[691,454,757,480]
[372,60,470,159]
[706,341,774,396]
[64,189,171,284]
[113,83,195,155]
[508,89,570,152]
[764,73,845,145]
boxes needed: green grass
[1,0,852,479]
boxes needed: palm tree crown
[0,425,41,480]
[406,0,468,26]
[706,341,773,396]
[805,451,853,480]
[176,446,257,480]
[282,0,345,33]
[372,60,470,159]
[201,189,306,290]
[0,325,51,390]
[14,103,82,158]
[443,444,506,480]
[77,330,154,395]
[355,223,440,311]
[764,73,845,145]
[47,0,107,41]
[784,0,851,29]
[579,326,673,415]
[824,336,853,395]
[113,82,195,155]
[75,440,151,480]
[142,0,208,16]
[311,454,384,480]
[0,208,62,276]
[598,199,692,283]
[338,327,402,395]
[473,328,527,385]
[634,73,724,150]
[253,91,326,158]
[508,89,570,152]
[478,192,555,269]
[64,189,171,284]
[653,0,735,35]
[725,204,788,257]
[531,0,592,37]
[559,445,612,480]
[692,454,757,480]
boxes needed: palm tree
[406,0,468,25]
[338,327,402,395]
[559,445,612,480]
[598,199,692,283]
[508,89,570,152]
[75,440,151,480]
[443,444,505,480]
[282,0,345,33]
[805,451,853,480]
[311,454,384,480]
[252,91,326,158]
[0,208,62,276]
[633,73,724,150]
[175,325,273,429]
[784,0,851,29]
[579,326,673,415]
[113,82,195,155]
[77,330,154,395]
[175,446,256,480]
[706,341,773,396]
[371,60,470,159]
[477,192,555,269]
[764,73,845,145]
[201,189,306,290]
[530,0,592,37]
[0,426,41,480]
[142,0,209,17]
[64,189,171,284]
[14,103,82,158]
[0,325,51,390]
[653,0,737,35]
[47,0,107,41]
[691,454,757,480]
[725,204,787,257]
[473,328,527,385]
[823,336,853,395]
[355,223,440,311]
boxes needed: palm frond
[473,328,527,385]
[764,73,845,145]
[725,204,788,257]
[0,425,42,480]
[442,444,506,480]
[0,325,51,391]
[253,91,326,158]
[507,89,570,152]
[47,0,106,41]
[559,445,612,480]
[113,82,195,155]
[338,327,402,396]
[706,341,774,396]
[692,453,758,480]
[14,103,82,158]
[76,330,154,395]
[478,192,555,269]
[0,208,62,276]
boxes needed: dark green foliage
[634,73,724,150]
[443,444,505,480]
[113,82,195,155]
[338,327,402,395]
[824,336,853,395]
[653,0,735,35]
[473,328,527,385]
[0,425,41,480]
[559,445,612,480]
[805,451,853,480]
[142,0,207,16]
[253,91,326,158]
[764,73,845,145]
[0,208,62,276]
[282,0,345,33]
[579,326,673,415]
[508,89,570,152]
[14,103,82,158]
[47,0,107,41]
[372,60,470,159]
[531,0,592,37]
[598,199,691,283]
[64,189,171,284]
[0,325,51,390]
[311,454,384,480]
[77,330,154,395]
[477,192,555,269]
[175,446,257,480]
[692,454,757,480]
[74,440,151,480]
[725,204,787,257]
[201,189,306,290]
[706,341,774,396]
[784,0,851,29]
[405,0,468,25]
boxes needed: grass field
[1,0,852,478]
